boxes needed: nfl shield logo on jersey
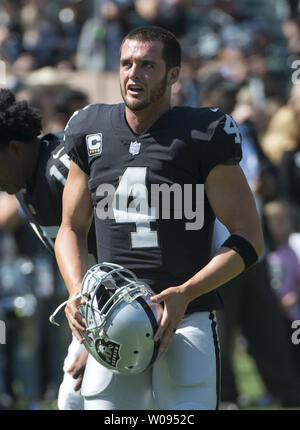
[86,133,102,157]
[129,141,141,156]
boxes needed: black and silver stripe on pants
[209,311,221,410]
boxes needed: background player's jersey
[64,103,242,312]
[16,133,97,261]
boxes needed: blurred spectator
[199,73,300,409]
[289,80,300,125]
[47,87,89,132]
[277,84,300,270]
[0,0,93,76]
[15,84,69,133]
[200,72,279,206]
[216,47,249,84]
[264,199,300,378]
[76,0,133,71]
[0,192,67,409]
[280,146,300,214]
[261,105,299,165]
[56,0,93,68]
[262,84,300,170]
[19,1,62,69]
[286,0,300,19]
[132,0,188,37]
[200,71,241,114]
[282,17,300,56]
[0,0,23,66]
[14,84,89,133]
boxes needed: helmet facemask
[80,263,163,375]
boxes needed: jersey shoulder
[37,133,70,182]
[63,103,116,173]
[170,107,242,180]
[180,106,241,163]
[39,132,65,160]
[64,103,114,139]
[172,106,240,144]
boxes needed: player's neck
[125,102,171,135]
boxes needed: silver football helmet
[79,262,163,375]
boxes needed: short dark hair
[121,26,181,71]
[0,88,42,146]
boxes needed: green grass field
[233,335,300,410]
[234,348,271,409]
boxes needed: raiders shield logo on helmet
[96,337,121,368]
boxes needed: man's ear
[168,67,180,87]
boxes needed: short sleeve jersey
[16,133,97,262]
[64,103,242,313]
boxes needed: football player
[0,88,96,409]
[55,26,264,410]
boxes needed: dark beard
[121,73,168,112]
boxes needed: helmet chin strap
[49,293,82,326]
[48,263,120,327]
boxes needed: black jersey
[64,103,242,313]
[16,133,97,262]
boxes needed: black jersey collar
[26,134,56,194]
[111,103,176,139]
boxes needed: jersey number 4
[112,167,158,248]
[224,114,241,143]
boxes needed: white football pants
[82,311,220,410]
[57,336,85,410]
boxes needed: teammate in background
[55,26,264,410]
[0,88,95,409]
